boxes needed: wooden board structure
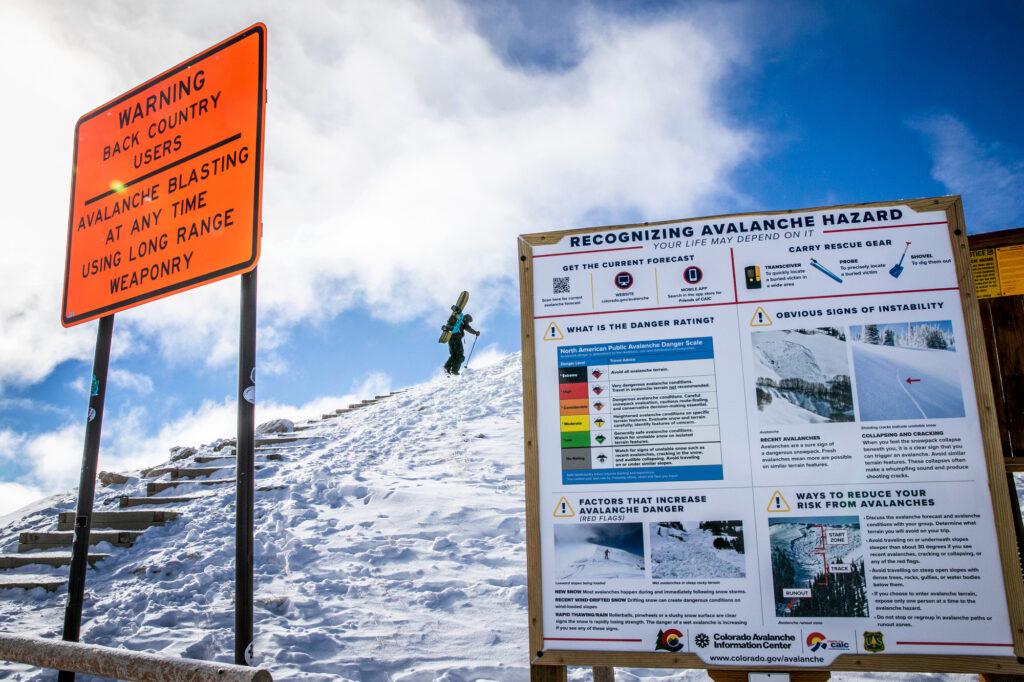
[518,196,1024,674]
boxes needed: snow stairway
[0,392,403,592]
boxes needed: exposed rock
[98,471,129,486]
[212,438,236,452]
[169,446,198,462]
[256,418,295,434]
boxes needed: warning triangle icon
[553,496,575,518]
[766,490,790,512]
[750,306,772,327]
[543,321,565,341]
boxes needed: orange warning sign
[61,24,267,327]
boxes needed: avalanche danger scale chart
[518,197,1024,674]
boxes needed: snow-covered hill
[0,354,1010,682]
[0,356,528,681]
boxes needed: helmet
[464,314,473,322]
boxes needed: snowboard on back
[438,291,470,343]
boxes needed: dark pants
[445,335,465,374]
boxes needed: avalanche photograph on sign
[850,320,966,421]
[752,328,855,424]
[649,520,745,580]
[553,522,645,581]
[770,516,868,618]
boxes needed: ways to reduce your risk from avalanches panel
[526,200,1015,668]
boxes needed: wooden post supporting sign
[60,24,267,676]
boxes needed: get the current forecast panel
[527,202,1014,666]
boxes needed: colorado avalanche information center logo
[655,628,684,652]
[806,632,827,651]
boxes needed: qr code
[553,277,570,294]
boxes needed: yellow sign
[971,245,1024,299]
[997,245,1024,297]
[750,307,772,326]
[971,248,1001,299]
[766,490,790,512]
[553,496,575,518]
[543,320,565,341]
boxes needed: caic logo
[694,632,710,648]
[807,631,850,652]
[655,628,684,652]
[806,632,827,652]
[863,631,885,653]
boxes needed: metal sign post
[235,267,257,665]
[58,314,114,682]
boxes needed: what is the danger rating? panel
[556,337,723,484]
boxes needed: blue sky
[0,1,1022,512]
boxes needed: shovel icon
[889,241,911,278]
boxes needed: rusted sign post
[60,24,267,677]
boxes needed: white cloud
[2,372,392,502]
[0,429,27,461]
[109,369,156,395]
[0,482,47,517]
[911,114,1024,232]
[0,1,757,391]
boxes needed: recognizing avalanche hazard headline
[567,208,906,248]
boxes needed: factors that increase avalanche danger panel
[62,24,266,326]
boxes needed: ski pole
[465,334,479,369]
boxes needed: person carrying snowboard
[443,313,479,375]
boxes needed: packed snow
[0,354,1004,682]
[851,342,965,421]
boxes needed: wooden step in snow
[18,530,141,551]
[120,495,198,508]
[141,465,177,478]
[0,574,66,591]
[254,435,309,446]
[293,423,317,431]
[0,553,109,569]
[194,453,282,463]
[58,510,178,531]
[171,466,227,480]
[147,478,234,495]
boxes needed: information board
[519,197,1024,672]
[62,23,266,326]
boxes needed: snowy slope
[851,342,965,420]
[0,354,1000,682]
[556,544,645,581]
[0,357,528,681]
